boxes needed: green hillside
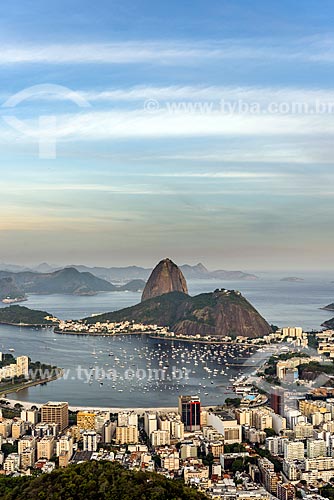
[0,461,208,500]
[0,305,56,325]
[86,289,271,338]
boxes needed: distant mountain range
[0,261,258,283]
[0,268,146,299]
[0,277,26,301]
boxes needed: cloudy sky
[0,0,333,270]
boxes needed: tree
[2,442,18,458]
[225,398,241,408]
[264,428,277,438]
[231,458,244,473]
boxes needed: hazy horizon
[0,258,333,274]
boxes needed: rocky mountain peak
[141,258,188,302]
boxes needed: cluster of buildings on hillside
[0,354,29,382]
[0,378,333,500]
[55,320,311,348]
[56,319,169,336]
[264,327,309,348]
[142,325,310,347]
[275,355,325,384]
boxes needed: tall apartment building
[118,411,138,427]
[21,409,39,425]
[180,443,198,459]
[169,418,184,440]
[294,423,313,439]
[37,436,55,460]
[252,410,272,431]
[20,448,35,470]
[144,412,157,436]
[0,419,12,438]
[94,412,110,433]
[82,430,98,452]
[236,409,252,426]
[283,441,304,460]
[102,421,115,443]
[12,420,25,439]
[41,402,68,431]
[77,411,96,430]
[277,482,295,500]
[265,437,288,456]
[3,453,20,473]
[307,439,327,459]
[207,413,241,444]
[115,425,138,444]
[16,355,29,377]
[18,436,36,455]
[270,388,286,416]
[305,457,334,471]
[150,430,170,447]
[56,435,73,458]
[178,395,201,431]
[161,452,180,471]
[282,327,303,338]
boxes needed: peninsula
[0,305,58,327]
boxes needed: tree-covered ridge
[0,461,208,500]
[0,305,56,325]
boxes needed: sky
[0,0,333,270]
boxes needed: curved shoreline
[0,321,53,327]
[148,335,257,346]
[0,368,64,398]
[3,398,180,413]
[2,399,225,414]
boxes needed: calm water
[1,272,333,407]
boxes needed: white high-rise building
[307,439,327,459]
[83,430,97,452]
[21,409,39,425]
[56,435,74,457]
[150,430,170,447]
[284,440,304,460]
[16,356,29,377]
[118,411,138,428]
[144,412,157,436]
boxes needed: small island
[280,276,304,282]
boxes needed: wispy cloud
[77,85,334,104]
[0,38,334,65]
[2,109,332,139]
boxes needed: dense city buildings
[1,329,334,500]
